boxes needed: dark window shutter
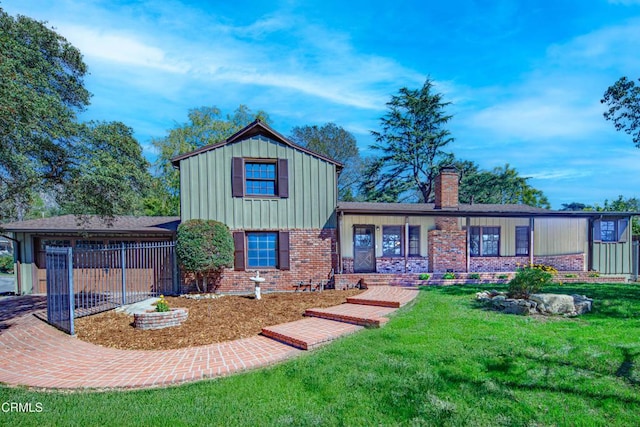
[278,158,289,198]
[593,220,602,242]
[278,231,290,270]
[232,157,244,197]
[233,231,245,271]
[618,219,629,242]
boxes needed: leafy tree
[560,202,589,211]
[361,78,454,202]
[458,163,550,208]
[176,219,234,293]
[60,121,152,216]
[152,105,271,214]
[0,9,90,216]
[601,76,640,148]
[289,123,362,201]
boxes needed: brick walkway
[0,287,419,390]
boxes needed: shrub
[497,274,508,280]
[588,271,600,278]
[442,272,456,280]
[508,264,556,299]
[0,254,14,274]
[176,219,234,292]
[155,295,170,312]
[418,273,430,281]
[468,273,481,280]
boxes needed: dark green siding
[179,136,337,229]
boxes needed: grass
[1,283,639,426]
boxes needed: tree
[176,219,235,293]
[60,121,152,217]
[560,202,589,211]
[601,76,640,148]
[458,163,550,208]
[361,78,454,202]
[152,105,271,214]
[0,9,90,217]
[289,123,362,201]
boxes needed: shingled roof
[1,215,180,234]
[336,202,619,218]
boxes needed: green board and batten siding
[179,136,338,230]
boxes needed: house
[171,120,342,293]
[172,121,635,292]
[2,120,636,295]
[336,168,634,277]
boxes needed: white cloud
[58,24,191,74]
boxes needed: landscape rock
[530,294,575,315]
[572,294,593,315]
[475,291,591,316]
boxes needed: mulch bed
[74,289,364,350]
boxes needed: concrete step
[261,317,363,350]
[304,303,396,327]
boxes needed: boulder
[501,298,535,315]
[530,294,575,315]
[572,294,593,315]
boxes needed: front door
[353,225,375,273]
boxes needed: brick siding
[181,228,337,294]
[427,229,467,272]
[469,253,585,272]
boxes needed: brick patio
[0,287,419,390]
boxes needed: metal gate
[46,247,75,334]
[633,240,639,282]
[45,241,177,334]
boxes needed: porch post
[466,217,471,272]
[338,211,344,274]
[529,217,535,265]
[404,217,409,273]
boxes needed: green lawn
[1,283,639,426]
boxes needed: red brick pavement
[262,317,363,350]
[0,286,419,390]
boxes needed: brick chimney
[434,167,459,209]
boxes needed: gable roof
[170,120,344,169]
[1,215,180,234]
[337,202,634,218]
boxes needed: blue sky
[4,0,640,208]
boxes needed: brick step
[346,286,418,308]
[304,303,396,327]
[261,317,363,350]
[346,297,399,308]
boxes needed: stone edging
[133,308,189,330]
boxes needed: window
[594,219,629,243]
[233,231,290,270]
[246,232,277,268]
[600,220,616,242]
[409,226,420,256]
[245,162,276,196]
[382,225,420,257]
[470,226,500,257]
[382,226,402,257]
[515,226,530,256]
[232,157,289,198]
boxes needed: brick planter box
[133,308,188,330]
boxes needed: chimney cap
[439,166,458,174]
